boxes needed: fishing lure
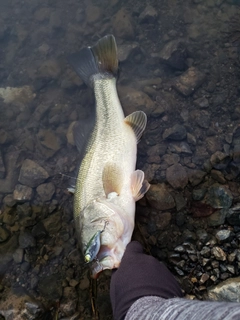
[84,221,108,263]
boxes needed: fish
[68,34,150,278]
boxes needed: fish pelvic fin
[131,170,150,201]
[102,163,123,196]
[125,111,147,143]
[68,34,118,87]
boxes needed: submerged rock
[205,184,233,209]
[172,67,206,96]
[36,182,55,202]
[159,40,187,70]
[162,124,187,140]
[146,183,175,210]
[0,86,35,110]
[0,235,18,274]
[166,163,188,190]
[38,274,62,300]
[112,9,135,40]
[18,159,49,188]
[13,184,33,202]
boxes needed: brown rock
[166,163,188,190]
[112,9,135,40]
[146,183,175,210]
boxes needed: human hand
[110,241,183,320]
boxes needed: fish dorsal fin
[102,163,123,196]
[131,170,150,201]
[124,111,147,143]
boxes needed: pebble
[215,230,232,243]
[13,184,33,202]
[18,230,36,248]
[211,246,227,261]
[172,67,206,96]
[139,5,158,23]
[206,185,233,209]
[12,248,24,264]
[158,40,187,70]
[112,9,135,40]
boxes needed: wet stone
[192,188,207,201]
[227,208,240,226]
[146,183,175,210]
[42,212,62,234]
[187,169,206,186]
[172,67,206,96]
[36,182,55,202]
[13,184,33,202]
[200,247,211,257]
[196,229,209,244]
[193,96,209,108]
[166,163,188,190]
[194,110,211,129]
[207,209,227,227]
[211,170,226,184]
[32,221,48,238]
[18,159,49,188]
[0,235,19,274]
[112,9,135,40]
[206,185,233,209]
[3,194,16,207]
[208,277,240,302]
[215,230,232,243]
[212,246,227,261]
[19,230,36,248]
[38,274,62,300]
[210,151,231,170]
[37,59,61,80]
[158,40,187,70]
[162,124,186,141]
[139,5,158,23]
[0,226,10,242]
[12,248,24,263]
[199,273,210,284]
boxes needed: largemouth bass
[68,35,150,278]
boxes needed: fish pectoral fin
[131,170,150,201]
[124,111,147,143]
[102,163,123,196]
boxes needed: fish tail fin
[68,34,118,87]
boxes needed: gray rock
[0,235,18,274]
[19,230,36,248]
[233,144,240,163]
[118,43,140,62]
[227,207,240,226]
[3,194,16,207]
[0,226,10,242]
[32,221,48,238]
[13,184,33,202]
[187,169,207,186]
[12,248,24,263]
[200,246,211,257]
[206,184,233,209]
[211,246,227,261]
[207,209,227,227]
[215,230,233,243]
[112,9,135,40]
[194,110,211,129]
[174,193,187,211]
[166,163,188,190]
[211,170,226,184]
[193,96,209,108]
[37,59,61,80]
[18,159,49,188]
[139,5,158,23]
[38,274,62,300]
[210,151,231,170]
[200,273,210,284]
[42,212,62,234]
[159,40,187,70]
[208,277,240,302]
[172,67,206,96]
[146,183,175,210]
[36,182,55,201]
[196,229,209,243]
[26,103,51,129]
[0,287,46,319]
[192,188,207,201]
[163,124,187,140]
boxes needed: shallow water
[0,0,240,319]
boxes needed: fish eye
[84,254,91,263]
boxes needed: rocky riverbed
[0,0,240,319]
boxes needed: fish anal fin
[125,111,147,143]
[131,170,150,201]
[102,163,123,196]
